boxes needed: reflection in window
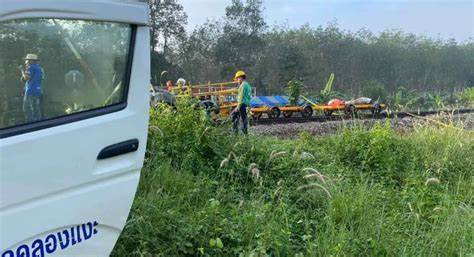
[0,19,132,129]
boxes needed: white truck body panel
[0,0,148,25]
[0,1,150,256]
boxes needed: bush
[147,98,232,173]
[330,123,416,184]
[456,87,474,107]
[286,79,303,106]
[112,108,473,256]
[362,80,387,102]
[387,87,422,111]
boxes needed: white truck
[0,1,150,256]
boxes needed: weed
[112,105,473,256]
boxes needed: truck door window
[0,19,133,134]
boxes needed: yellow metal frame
[168,80,387,119]
[250,95,387,118]
[167,81,240,118]
[301,96,386,112]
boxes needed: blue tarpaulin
[250,96,317,108]
[250,96,289,108]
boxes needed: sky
[179,0,473,42]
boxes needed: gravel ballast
[250,113,474,138]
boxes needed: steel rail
[250,108,474,126]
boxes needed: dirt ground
[250,113,474,138]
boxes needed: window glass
[0,19,132,129]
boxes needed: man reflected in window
[21,54,44,122]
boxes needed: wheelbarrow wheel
[301,105,313,118]
[267,107,281,119]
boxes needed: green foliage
[173,14,474,97]
[310,74,346,104]
[147,97,231,172]
[424,92,446,110]
[363,80,387,102]
[112,109,474,256]
[313,90,346,105]
[388,86,422,111]
[385,86,472,111]
[286,79,303,106]
[456,87,474,106]
[332,123,416,184]
[215,0,267,78]
[150,1,473,103]
[148,0,187,54]
[322,73,335,95]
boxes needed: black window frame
[0,20,137,139]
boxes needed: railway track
[251,108,474,126]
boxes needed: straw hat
[24,54,39,60]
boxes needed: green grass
[111,103,473,256]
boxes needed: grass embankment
[112,103,473,256]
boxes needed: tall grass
[112,103,473,256]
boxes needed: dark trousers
[23,94,42,123]
[232,104,248,134]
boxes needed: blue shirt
[25,63,43,96]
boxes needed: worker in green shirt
[232,70,252,134]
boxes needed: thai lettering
[16,245,29,257]
[70,227,76,246]
[30,239,44,257]
[1,221,99,257]
[2,250,14,257]
[57,230,69,250]
[43,235,56,254]
[82,222,93,240]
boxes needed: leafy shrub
[313,90,347,105]
[362,80,387,102]
[112,107,473,256]
[147,98,232,172]
[330,123,415,184]
[456,87,474,106]
[387,87,422,111]
[286,79,303,106]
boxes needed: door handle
[97,139,139,160]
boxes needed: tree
[214,0,267,79]
[175,21,222,84]
[224,0,266,35]
[168,1,474,99]
[148,0,188,56]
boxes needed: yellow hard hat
[234,70,246,81]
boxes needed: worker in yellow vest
[232,70,252,134]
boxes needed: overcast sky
[179,0,473,42]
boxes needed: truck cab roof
[0,0,149,25]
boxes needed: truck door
[0,1,150,256]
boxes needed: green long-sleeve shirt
[238,81,252,106]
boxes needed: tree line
[150,0,473,99]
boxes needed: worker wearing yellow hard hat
[234,70,246,81]
[232,70,252,135]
